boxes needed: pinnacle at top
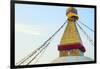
[66,7,79,21]
[66,7,78,15]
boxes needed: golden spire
[58,7,85,57]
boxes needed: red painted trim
[58,43,86,52]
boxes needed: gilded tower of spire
[58,7,85,57]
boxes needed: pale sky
[15,3,94,64]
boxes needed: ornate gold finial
[66,7,79,21]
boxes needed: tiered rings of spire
[58,7,85,57]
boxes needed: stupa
[52,7,93,63]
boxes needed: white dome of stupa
[52,56,93,63]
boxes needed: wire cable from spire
[26,20,67,65]
[27,42,51,65]
[34,46,47,64]
[78,20,94,32]
[76,22,94,46]
[16,20,67,65]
